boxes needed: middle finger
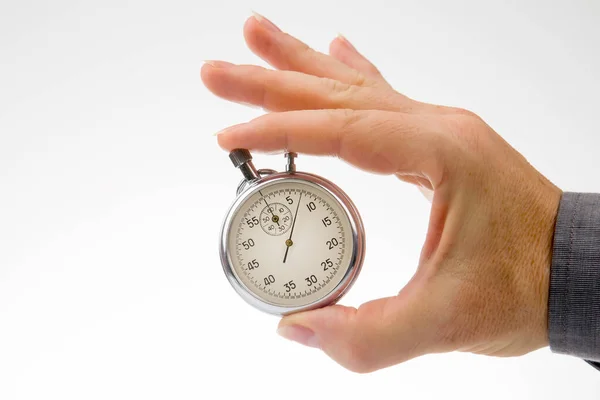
[201,62,418,113]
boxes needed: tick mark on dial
[235,184,350,301]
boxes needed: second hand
[283,192,302,264]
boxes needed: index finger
[216,109,449,186]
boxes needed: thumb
[276,279,444,373]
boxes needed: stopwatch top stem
[285,152,297,173]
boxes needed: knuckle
[441,111,486,141]
[446,106,479,119]
[296,39,319,64]
[338,341,377,374]
[296,38,313,55]
[337,108,363,131]
[324,78,358,100]
[350,69,369,87]
[337,308,384,373]
[327,109,363,156]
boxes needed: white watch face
[226,178,356,308]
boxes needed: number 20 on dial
[219,150,366,316]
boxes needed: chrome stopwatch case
[219,149,366,316]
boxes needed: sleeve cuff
[549,192,600,363]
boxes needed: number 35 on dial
[219,150,365,316]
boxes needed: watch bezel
[219,171,365,316]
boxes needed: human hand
[201,13,563,373]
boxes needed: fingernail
[277,325,320,349]
[336,33,357,51]
[203,60,234,68]
[251,11,281,32]
[214,122,246,136]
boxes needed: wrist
[525,182,562,351]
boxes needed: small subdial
[260,202,292,236]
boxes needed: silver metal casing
[219,171,365,316]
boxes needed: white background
[1,0,600,398]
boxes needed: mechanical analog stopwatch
[219,149,366,316]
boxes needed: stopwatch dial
[227,180,355,308]
[259,202,292,236]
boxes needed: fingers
[202,13,468,117]
[216,109,450,186]
[328,35,468,116]
[244,13,377,87]
[200,62,416,113]
[329,35,391,88]
[276,280,444,373]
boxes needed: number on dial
[232,183,351,304]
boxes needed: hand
[201,13,563,373]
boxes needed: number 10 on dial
[219,149,366,316]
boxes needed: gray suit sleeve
[548,192,600,369]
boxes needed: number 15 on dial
[219,150,366,316]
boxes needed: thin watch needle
[283,192,302,264]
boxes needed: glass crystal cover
[226,179,355,307]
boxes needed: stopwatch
[219,149,366,316]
